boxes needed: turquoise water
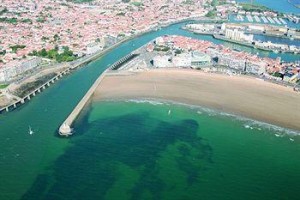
[237,0,300,14]
[0,21,300,199]
[20,100,300,199]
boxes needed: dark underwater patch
[21,110,213,200]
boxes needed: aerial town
[0,0,299,108]
[0,0,208,78]
[1,1,300,199]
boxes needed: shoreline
[93,68,300,131]
[98,97,300,135]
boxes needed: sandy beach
[93,69,300,131]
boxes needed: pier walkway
[59,69,108,136]
[59,53,140,136]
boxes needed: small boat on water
[28,126,34,135]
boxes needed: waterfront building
[153,55,171,68]
[0,57,41,83]
[86,42,103,55]
[0,65,17,83]
[191,51,211,67]
[172,53,191,68]
[186,24,214,32]
[20,57,42,72]
[155,37,166,46]
[225,29,253,42]
[221,23,226,31]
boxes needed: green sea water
[20,100,300,200]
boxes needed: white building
[186,24,214,32]
[172,53,191,67]
[0,66,17,82]
[155,37,165,46]
[153,55,171,68]
[20,57,42,73]
[221,23,226,31]
[225,29,253,42]
[0,57,41,83]
[191,51,211,67]
[86,42,102,55]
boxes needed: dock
[267,17,275,24]
[261,16,268,23]
[279,18,287,25]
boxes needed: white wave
[244,125,251,129]
[102,98,300,137]
[126,99,166,106]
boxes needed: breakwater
[59,52,139,136]
[58,69,108,136]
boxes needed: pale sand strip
[93,69,300,131]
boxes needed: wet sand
[93,69,300,131]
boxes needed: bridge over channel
[0,69,70,114]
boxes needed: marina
[261,16,269,23]
[267,17,275,24]
[254,16,261,23]
[274,18,282,24]
[232,14,290,26]
[279,17,288,24]
[246,15,253,22]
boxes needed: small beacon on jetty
[59,123,72,136]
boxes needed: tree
[40,48,48,57]
[54,34,60,41]
[205,10,216,18]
